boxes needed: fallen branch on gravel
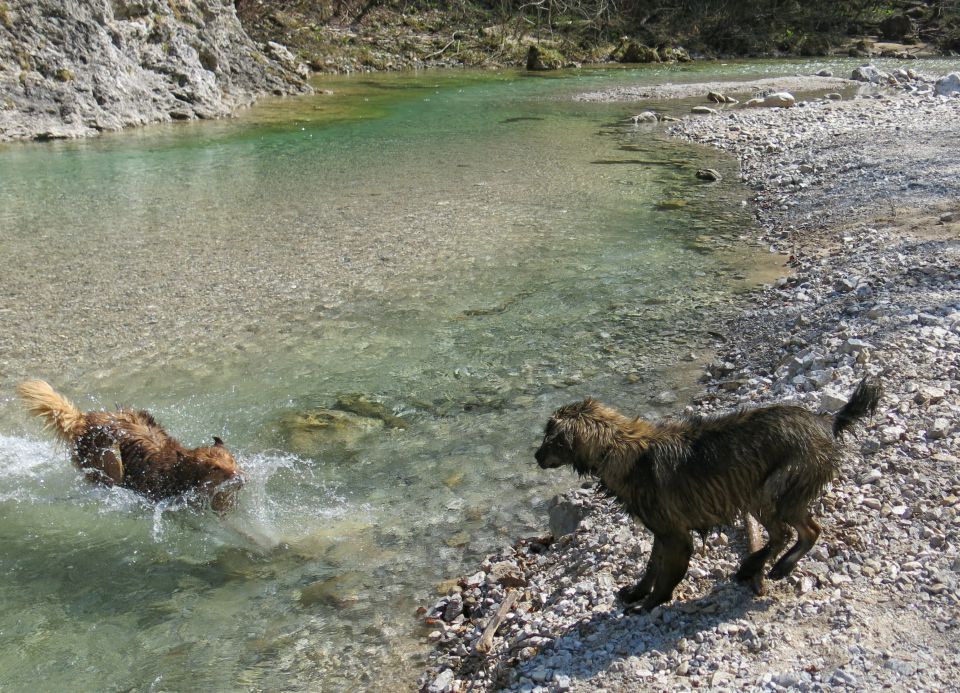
[475,590,519,654]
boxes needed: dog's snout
[535,444,560,469]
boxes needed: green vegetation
[234,0,959,71]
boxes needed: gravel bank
[418,74,960,691]
[575,75,854,102]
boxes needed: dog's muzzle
[535,445,561,469]
[210,473,245,513]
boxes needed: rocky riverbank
[418,72,960,691]
[0,0,310,142]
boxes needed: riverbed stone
[935,73,960,97]
[276,407,385,454]
[631,111,660,123]
[428,669,455,693]
[548,495,590,536]
[299,572,363,607]
[696,168,722,182]
[744,92,796,108]
[852,65,888,83]
[335,393,407,428]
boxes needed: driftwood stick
[475,590,519,654]
[425,38,457,60]
[745,513,766,596]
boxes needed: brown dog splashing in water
[535,378,881,612]
[17,380,243,513]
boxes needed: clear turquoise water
[0,58,945,691]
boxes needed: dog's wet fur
[17,380,243,513]
[535,377,881,611]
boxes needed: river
[0,59,881,690]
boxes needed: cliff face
[0,0,311,141]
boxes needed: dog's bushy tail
[833,377,882,438]
[16,380,86,443]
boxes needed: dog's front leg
[619,536,662,604]
[638,531,692,612]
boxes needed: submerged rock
[275,407,385,455]
[270,392,406,455]
[335,393,407,429]
[299,572,365,607]
[630,111,660,124]
[696,168,722,182]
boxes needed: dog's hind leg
[619,536,663,604]
[75,430,124,486]
[736,519,789,585]
[769,514,820,580]
[638,532,693,611]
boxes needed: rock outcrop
[0,0,311,141]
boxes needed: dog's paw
[617,583,649,604]
[767,565,789,580]
[638,595,668,613]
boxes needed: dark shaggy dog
[535,378,881,611]
[17,380,243,513]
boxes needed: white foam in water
[220,449,357,550]
[1,435,354,559]
[127,447,360,553]
[0,434,76,502]
[0,434,59,476]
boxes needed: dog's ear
[213,436,224,447]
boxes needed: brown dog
[17,380,243,513]
[535,378,881,611]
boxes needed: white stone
[428,669,454,693]
[820,390,849,412]
[852,65,887,83]
[745,92,796,108]
[934,73,960,97]
[631,111,659,123]
[927,418,952,440]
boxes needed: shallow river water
[0,60,889,690]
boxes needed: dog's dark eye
[542,430,565,449]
